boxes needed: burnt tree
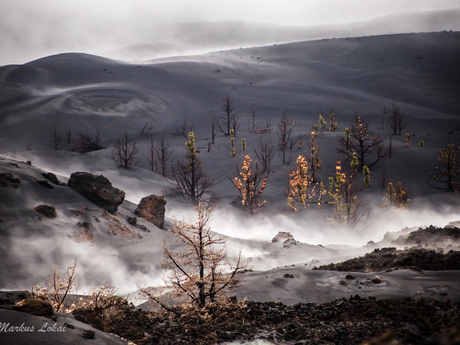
[172,132,214,205]
[339,116,386,170]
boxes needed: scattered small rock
[83,329,96,339]
[284,273,294,278]
[65,322,75,329]
[70,209,84,216]
[346,274,356,280]
[127,216,137,226]
[76,221,90,230]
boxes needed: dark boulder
[42,172,62,185]
[34,205,57,218]
[67,172,125,214]
[83,329,96,339]
[134,194,166,229]
[272,231,294,243]
[127,216,137,226]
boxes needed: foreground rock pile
[73,296,460,345]
[314,247,460,272]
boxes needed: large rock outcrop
[67,172,125,214]
[134,194,166,229]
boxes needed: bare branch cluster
[138,123,153,136]
[429,143,460,192]
[253,139,275,177]
[221,94,236,136]
[112,130,139,169]
[49,125,63,150]
[338,116,386,170]
[33,259,77,312]
[277,112,300,165]
[148,132,172,176]
[173,119,193,138]
[73,129,105,153]
[389,102,408,136]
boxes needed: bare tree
[147,135,157,173]
[112,130,139,169]
[148,132,173,176]
[173,119,193,138]
[429,143,460,192]
[389,102,408,136]
[65,129,72,144]
[278,112,293,165]
[338,116,386,170]
[306,131,321,182]
[156,132,172,177]
[49,125,62,150]
[172,132,214,205]
[222,94,234,135]
[73,129,105,153]
[211,116,217,144]
[255,119,272,134]
[377,162,390,190]
[254,139,275,177]
[139,204,248,310]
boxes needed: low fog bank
[107,10,460,63]
[168,198,460,248]
[1,9,460,66]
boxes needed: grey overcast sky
[1,0,460,65]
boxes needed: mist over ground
[1,4,460,343]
